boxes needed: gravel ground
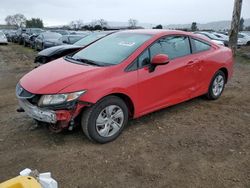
[0,43,250,188]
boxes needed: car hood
[20,58,105,94]
[38,45,82,56]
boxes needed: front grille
[16,83,34,99]
[28,95,41,105]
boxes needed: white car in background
[194,32,225,46]
[0,31,8,44]
[194,31,226,46]
[212,32,246,46]
[238,32,250,46]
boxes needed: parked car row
[34,31,115,65]
[194,31,250,46]
[3,28,89,50]
[16,29,234,143]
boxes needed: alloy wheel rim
[95,105,124,137]
[212,75,224,96]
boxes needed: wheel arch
[97,93,135,118]
[219,67,228,83]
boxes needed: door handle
[187,59,199,65]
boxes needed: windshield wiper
[65,55,104,66]
[74,58,102,66]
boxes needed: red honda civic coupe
[16,30,233,143]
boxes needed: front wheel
[206,70,226,100]
[81,96,128,143]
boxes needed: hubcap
[212,75,224,96]
[96,105,124,137]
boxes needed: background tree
[82,25,90,30]
[128,18,138,29]
[5,13,26,28]
[191,22,198,31]
[26,18,44,28]
[153,24,163,29]
[94,25,102,30]
[69,20,84,30]
[239,17,244,31]
[97,19,108,29]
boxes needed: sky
[0,0,250,26]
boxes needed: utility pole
[229,0,243,55]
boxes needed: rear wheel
[81,96,128,143]
[206,70,226,100]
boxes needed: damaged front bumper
[18,98,57,123]
[18,98,86,125]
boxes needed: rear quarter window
[191,38,211,53]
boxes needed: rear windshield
[74,33,107,46]
[70,35,85,43]
[72,32,152,65]
[43,32,62,39]
[31,29,43,34]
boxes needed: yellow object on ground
[0,176,42,188]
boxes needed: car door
[137,35,195,115]
[188,37,214,96]
[38,35,44,50]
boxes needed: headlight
[38,91,86,106]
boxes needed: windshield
[74,33,107,46]
[204,33,221,40]
[31,29,43,34]
[72,32,152,65]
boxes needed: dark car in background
[34,31,115,64]
[34,32,62,51]
[15,28,26,44]
[23,28,44,47]
[59,34,87,45]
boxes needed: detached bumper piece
[18,98,57,124]
[0,176,42,188]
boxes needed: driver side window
[138,35,191,68]
[138,49,150,67]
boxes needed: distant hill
[105,19,250,30]
[164,18,250,31]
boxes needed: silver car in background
[0,31,8,44]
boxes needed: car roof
[118,29,211,42]
[119,29,191,36]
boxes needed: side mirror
[149,54,169,72]
[151,54,169,65]
[62,40,68,44]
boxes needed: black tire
[206,70,226,100]
[81,96,128,143]
[35,43,38,51]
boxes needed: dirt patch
[0,44,250,187]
